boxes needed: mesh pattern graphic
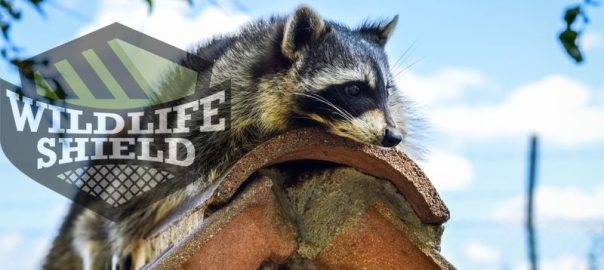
[57,164,175,207]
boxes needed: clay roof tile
[144,128,454,270]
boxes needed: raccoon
[43,5,418,270]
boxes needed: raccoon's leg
[131,241,152,269]
[44,203,87,270]
[43,227,83,270]
[77,240,112,270]
[109,209,165,269]
[72,210,113,270]
[117,240,152,270]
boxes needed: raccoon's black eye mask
[328,81,374,99]
[297,81,382,121]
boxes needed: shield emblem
[0,23,230,221]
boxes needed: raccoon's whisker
[353,117,372,135]
[315,97,354,120]
[332,96,373,131]
[332,111,354,122]
[295,90,370,135]
[307,93,356,121]
[394,56,425,79]
[316,95,372,133]
[392,38,419,71]
[295,93,355,122]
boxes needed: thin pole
[527,135,539,270]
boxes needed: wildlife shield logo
[0,23,230,221]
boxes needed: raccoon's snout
[382,127,402,147]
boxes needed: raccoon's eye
[344,84,361,96]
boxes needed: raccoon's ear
[282,5,326,60]
[358,15,399,46]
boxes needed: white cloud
[396,68,486,106]
[0,203,69,270]
[419,150,474,191]
[77,0,251,50]
[463,241,501,265]
[396,69,604,145]
[515,255,588,270]
[392,68,479,192]
[581,31,603,51]
[493,184,604,224]
[28,237,52,270]
[428,75,604,145]
[0,232,22,254]
[0,232,54,270]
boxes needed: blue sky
[1,0,603,269]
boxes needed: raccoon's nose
[382,128,403,147]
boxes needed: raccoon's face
[282,6,402,147]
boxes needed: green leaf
[27,0,45,8]
[145,0,153,13]
[11,58,36,79]
[1,23,10,40]
[564,6,582,26]
[25,0,46,16]
[559,29,584,63]
[0,0,10,11]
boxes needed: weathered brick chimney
[142,128,453,270]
